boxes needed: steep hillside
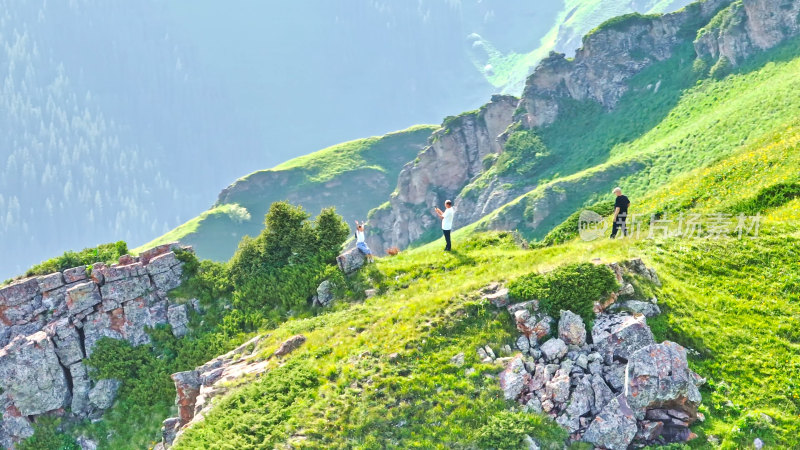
[136,125,436,261]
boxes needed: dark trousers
[443,229,452,251]
[610,214,627,238]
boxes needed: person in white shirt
[434,200,455,251]
[354,220,374,262]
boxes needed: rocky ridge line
[0,243,195,448]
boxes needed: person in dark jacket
[610,187,630,238]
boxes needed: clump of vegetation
[537,201,615,247]
[229,201,349,313]
[18,418,78,450]
[24,241,128,277]
[495,129,551,177]
[710,56,733,79]
[508,263,618,322]
[475,411,567,449]
[728,181,800,215]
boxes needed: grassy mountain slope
[135,125,436,261]
[170,119,800,447]
[471,35,800,242]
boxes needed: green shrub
[508,263,619,322]
[17,418,78,450]
[710,56,732,79]
[728,181,800,215]
[475,411,566,449]
[229,201,349,312]
[24,241,128,277]
[173,249,233,306]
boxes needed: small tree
[229,201,349,312]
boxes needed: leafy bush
[508,263,619,322]
[229,201,349,312]
[25,241,128,277]
[17,418,78,450]
[475,411,566,449]
[173,249,233,307]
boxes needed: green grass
[136,125,435,261]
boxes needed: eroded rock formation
[0,243,192,448]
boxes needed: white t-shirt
[442,207,455,230]
[356,229,365,243]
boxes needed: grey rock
[66,281,102,313]
[1,414,34,441]
[314,280,334,307]
[76,435,99,450]
[483,345,496,360]
[575,353,589,370]
[37,272,65,292]
[619,300,661,317]
[450,352,465,367]
[168,304,190,337]
[88,379,121,410]
[124,297,154,345]
[545,368,571,404]
[0,332,69,415]
[41,284,70,318]
[591,374,615,415]
[592,313,655,363]
[95,262,147,284]
[540,338,567,362]
[558,310,586,346]
[146,252,180,275]
[603,362,627,393]
[101,275,151,305]
[636,420,664,442]
[485,287,509,308]
[524,396,543,414]
[46,318,84,366]
[150,299,169,326]
[499,355,529,400]
[516,335,530,354]
[0,277,40,307]
[0,292,42,326]
[476,347,492,363]
[622,258,660,286]
[566,376,594,419]
[70,362,92,416]
[152,267,182,292]
[522,434,540,450]
[63,266,89,283]
[507,299,538,314]
[624,341,703,420]
[82,310,124,355]
[528,363,556,392]
[336,247,366,274]
[754,437,764,449]
[583,395,638,450]
[162,417,181,445]
[618,282,635,296]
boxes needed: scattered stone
[558,310,586,346]
[450,352,465,367]
[516,335,530,354]
[507,300,538,314]
[364,288,378,298]
[76,435,99,450]
[622,258,660,286]
[483,345,496,360]
[545,369,571,403]
[314,280,334,307]
[524,396,543,414]
[615,300,661,317]
[274,334,306,357]
[499,355,529,400]
[754,437,764,449]
[88,379,121,410]
[477,347,492,363]
[485,287,510,308]
[540,338,567,362]
[522,434,541,450]
[618,283,635,296]
[592,313,655,363]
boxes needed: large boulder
[0,332,70,416]
[540,338,567,362]
[592,314,655,363]
[499,355,529,400]
[625,342,704,418]
[336,247,366,274]
[45,318,85,366]
[100,275,151,308]
[66,281,102,313]
[274,334,307,357]
[558,310,586,346]
[313,280,334,307]
[168,304,189,337]
[583,395,638,450]
[70,362,92,416]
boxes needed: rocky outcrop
[336,247,366,274]
[160,334,306,447]
[695,0,800,67]
[0,243,193,447]
[494,260,704,448]
[366,95,518,254]
[518,0,729,128]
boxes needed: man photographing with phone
[434,200,455,251]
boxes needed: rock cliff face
[366,95,518,253]
[518,0,729,128]
[694,0,800,66]
[0,243,193,448]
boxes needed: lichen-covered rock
[100,276,151,306]
[565,376,594,424]
[625,342,704,418]
[172,370,201,425]
[168,304,189,337]
[63,266,89,283]
[591,374,615,415]
[146,252,180,275]
[313,280,334,307]
[558,310,586,346]
[37,272,65,292]
[45,318,84,366]
[88,379,121,410]
[124,297,154,345]
[70,362,91,416]
[592,314,655,363]
[336,247,366,274]
[83,310,124,355]
[162,417,181,445]
[0,332,69,415]
[545,368,571,404]
[152,267,183,292]
[540,338,568,362]
[499,355,529,400]
[614,300,661,317]
[583,395,638,450]
[66,281,102,314]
